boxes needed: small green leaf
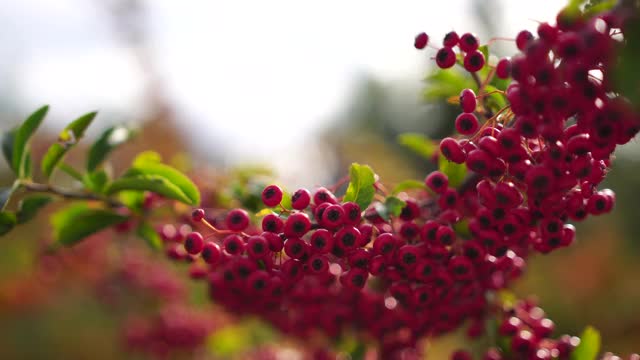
[392,180,427,195]
[571,326,601,360]
[20,151,32,179]
[478,45,489,63]
[17,195,53,224]
[0,211,17,235]
[51,203,128,247]
[58,163,84,182]
[343,163,376,210]
[106,175,193,205]
[2,128,17,170]
[126,161,200,206]
[41,111,97,178]
[439,153,467,188]
[424,68,475,100]
[374,196,406,221]
[136,222,162,250]
[398,133,437,159]
[12,105,49,176]
[118,191,146,213]
[83,170,109,194]
[87,125,135,172]
[483,85,507,114]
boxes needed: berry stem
[19,180,124,208]
[199,217,249,238]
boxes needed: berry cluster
[160,3,639,358]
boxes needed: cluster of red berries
[415,30,486,72]
[159,4,639,358]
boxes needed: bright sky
[0,0,566,185]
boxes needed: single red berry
[455,113,480,135]
[184,232,205,255]
[262,184,283,207]
[435,47,456,69]
[201,242,221,264]
[226,209,250,232]
[451,350,472,360]
[334,226,361,251]
[246,235,269,259]
[262,232,284,252]
[496,57,511,79]
[515,30,534,51]
[463,50,485,72]
[459,33,479,52]
[321,204,345,229]
[439,137,466,164]
[191,208,205,222]
[443,31,459,47]
[399,199,420,221]
[310,229,334,254]
[459,88,477,113]
[342,201,362,226]
[284,237,307,259]
[314,187,338,205]
[291,188,311,210]
[284,212,311,238]
[223,234,245,255]
[307,254,329,274]
[414,32,429,49]
[425,171,449,194]
[373,233,397,257]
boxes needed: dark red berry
[262,213,284,233]
[226,209,250,232]
[284,212,311,238]
[184,232,204,255]
[191,208,205,222]
[516,30,534,51]
[459,33,479,52]
[223,234,245,255]
[459,88,477,113]
[463,50,485,72]
[440,137,466,164]
[246,235,269,259]
[414,32,429,49]
[313,187,338,205]
[261,184,283,207]
[455,113,479,135]
[425,171,449,194]
[443,31,459,47]
[201,242,221,264]
[436,47,456,69]
[291,188,311,210]
[496,57,511,79]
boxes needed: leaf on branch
[87,125,135,172]
[398,133,437,159]
[391,179,427,195]
[343,163,376,210]
[106,175,194,205]
[374,196,406,221]
[570,326,601,360]
[41,111,97,179]
[17,195,53,224]
[439,153,467,188]
[126,156,200,206]
[136,222,162,250]
[11,105,49,177]
[2,128,17,171]
[51,203,128,247]
[0,211,17,236]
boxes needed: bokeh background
[0,0,638,359]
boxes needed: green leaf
[2,128,17,170]
[118,191,146,213]
[106,175,193,205]
[58,163,84,182]
[0,211,17,236]
[12,105,49,177]
[483,85,507,114]
[136,222,162,250]
[87,125,135,172]
[51,203,128,247]
[392,179,427,195]
[343,163,376,210]
[20,151,32,179]
[126,162,200,206]
[478,45,489,63]
[374,196,406,221]
[424,68,475,100]
[17,195,53,224]
[41,111,97,179]
[570,326,601,360]
[439,153,467,188]
[398,133,437,159]
[83,170,109,194]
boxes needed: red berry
[435,47,456,69]
[439,137,466,164]
[226,209,250,231]
[262,184,283,207]
[463,50,485,72]
[284,212,311,238]
[459,33,479,52]
[291,188,311,210]
[496,57,511,79]
[459,88,477,113]
[202,242,221,264]
[455,113,479,135]
[246,235,270,259]
[515,30,534,51]
[262,213,284,233]
[191,208,205,222]
[223,234,245,255]
[443,31,459,47]
[425,171,449,194]
[414,32,429,49]
[184,232,204,255]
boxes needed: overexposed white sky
[0,0,566,185]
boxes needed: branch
[20,181,124,208]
